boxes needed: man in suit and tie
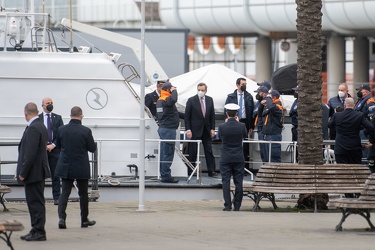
[225,78,254,169]
[185,83,217,177]
[218,103,247,211]
[18,102,50,241]
[55,106,97,229]
[329,97,374,164]
[39,97,64,205]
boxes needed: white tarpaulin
[134,64,295,115]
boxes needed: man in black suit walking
[18,102,50,241]
[185,83,217,177]
[329,97,374,164]
[55,106,97,229]
[218,103,247,211]
[39,97,64,205]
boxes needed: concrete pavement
[1,198,374,250]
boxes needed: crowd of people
[148,79,375,211]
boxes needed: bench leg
[0,194,9,212]
[251,192,278,212]
[336,208,375,231]
[0,231,15,250]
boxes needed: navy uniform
[218,103,247,211]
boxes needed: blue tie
[47,113,53,143]
[238,94,243,119]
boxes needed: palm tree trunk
[296,0,323,165]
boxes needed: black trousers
[335,149,362,164]
[188,131,216,175]
[220,161,244,209]
[25,180,46,234]
[239,118,250,168]
[58,179,89,222]
[47,151,61,200]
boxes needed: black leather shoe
[223,207,232,211]
[160,178,179,183]
[208,172,218,177]
[81,220,96,228]
[25,232,46,241]
[20,232,33,240]
[58,218,66,229]
[233,208,240,211]
[54,200,59,205]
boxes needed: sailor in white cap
[218,103,247,211]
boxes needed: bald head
[24,102,38,121]
[344,97,355,109]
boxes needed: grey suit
[218,117,247,210]
[17,117,50,235]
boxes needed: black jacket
[38,112,64,156]
[218,117,247,163]
[55,119,97,179]
[185,95,215,138]
[328,108,374,154]
[156,90,180,129]
[225,90,254,130]
[145,90,159,118]
[17,118,50,184]
[262,97,283,135]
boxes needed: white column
[255,36,272,82]
[327,35,345,99]
[353,36,370,85]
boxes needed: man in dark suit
[39,97,64,205]
[224,78,254,169]
[17,102,50,241]
[185,82,217,177]
[55,106,97,229]
[329,97,374,164]
[145,80,165,120]
[218,103,247,211]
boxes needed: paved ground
[1,198,374,250]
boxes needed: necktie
[200,98,205,117]
[46,113,53,143]
[238,93,243,119]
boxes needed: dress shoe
[208,172,218,177]
[58,218,66,229]
[25,232,46,241]
[160,178,179,183]
[81,220,96,228]
[222,207,232,211]
[54,200,59,205]
[233,208,240,211]
[20,231,33,240]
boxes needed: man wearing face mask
[327,83,351,141]
[253,86,269,163]
[185,83,216,177]
[39,97,64,205]
[225,78,255,169]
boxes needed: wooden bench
[0,220,24,250]
[327,173,375,231]
[238,163,371,212]
[230,182,278,211]
[0,185,12,212]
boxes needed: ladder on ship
[30,27,58,52]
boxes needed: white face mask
[338,91,345,98]
[197,91,205,98]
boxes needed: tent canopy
[271,63,297,95]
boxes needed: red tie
[200,98,205,117]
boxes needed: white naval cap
[224,103,240,111]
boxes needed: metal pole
[138,0,146,212]
[69,0,73,53]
